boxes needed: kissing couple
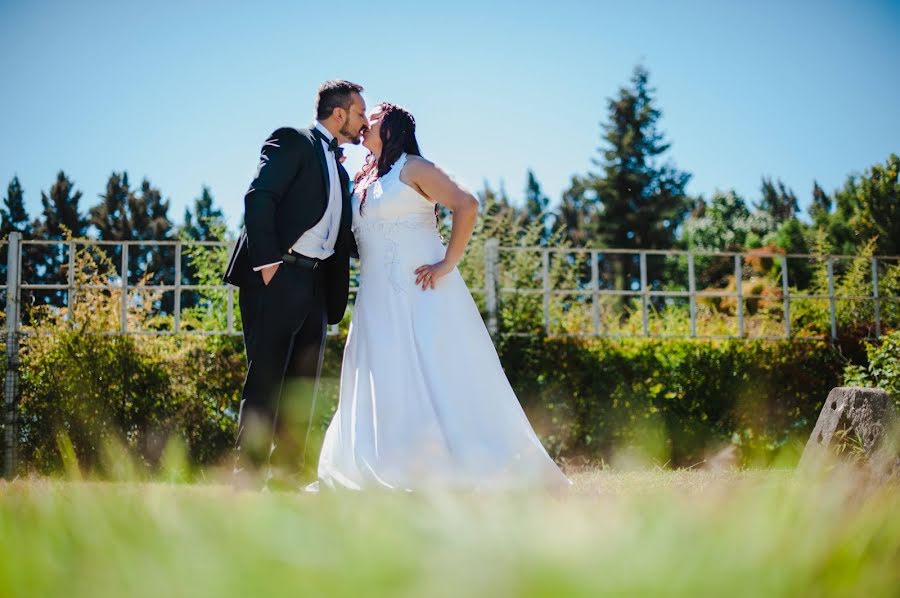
[224,80,569,493]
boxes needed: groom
[223,80,368,490]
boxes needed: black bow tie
[327,137,344,160]
[315,129,343,160]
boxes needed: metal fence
[484,242,900,340]
[2,232,899,478]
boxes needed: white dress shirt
[253,121,343,271]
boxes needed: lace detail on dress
[351,151,439,296]
[354,217,436,294]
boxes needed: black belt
[281,252,322,270]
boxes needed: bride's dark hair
[354,102,422,213]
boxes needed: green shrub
[500,336,845,466]
[844,331,900,404]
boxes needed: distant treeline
[3,65,898,296]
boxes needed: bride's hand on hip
[414,260,453,290]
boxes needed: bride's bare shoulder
[403,154,453,180]
[403,154,435,169]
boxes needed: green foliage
[844,331,900,404]
[814,154,900,256]
[523,169,552,243]
[682,190,772,252]
[33,171,88,239]
[757,177,799,223]
[90,173,175,297]
[1,176,31,237]
[16,240,243,474]
[180,185,224,242]
[28,171,89,308]
[500,336,845,466]
[848,153,900,256]
[179,218,238,333]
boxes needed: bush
[844,331,900,405]
[1,219,871,475]
[500,336,846,466]
[15,243,245,474]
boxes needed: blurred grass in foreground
[1,465,898,597]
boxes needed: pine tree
[29,171,89,306]
[809,180,831,229]
[478,180,519,221]
[1,176,32,237]
[33,171,88,239]
[90,172,175,311]
[181,186,224,241]
[849,153,900,256]
[179,186,225,309]
[1,176,34,303]
[557,175,597,247]
[523,170,551,243]
[560,65,691,289]
[757,177,799,224]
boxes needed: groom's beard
[340,123,363,145]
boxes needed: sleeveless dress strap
[389,153,408,175]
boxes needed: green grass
[2,467,898,597]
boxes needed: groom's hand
[261,263,280,286]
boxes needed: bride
[311,102,570,492]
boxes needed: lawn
[1,467,898,597]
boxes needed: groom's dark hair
[316,80,364,120]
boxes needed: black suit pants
[235,263,327,472]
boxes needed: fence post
[67,240,76,323]
[591,250,600,337]
[827,257,837,341]
[484,238,499,338]
[640,252,649,336]
[688,253,697,338]
[227,240,236,334]
[541,249,550,335]
[781,255,791,339]
[734,255,744,338]
[872,257,880,339]
[3,232,22,479]
[174,242,182,334]
[120,244,129,333]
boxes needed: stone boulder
[799,387,900,481]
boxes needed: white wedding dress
[312,153,570,492]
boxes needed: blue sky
[1,0,898,234]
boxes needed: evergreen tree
[33,171,89,239]
[523,170,551,243]
[560,65,691,289]
[1,176,34,306]
[477,180,519,222]
[809,180,831,229]
[1,176,32,237]
[682,190,766,252]
[90,172,175,311]
[90,172,173,263]
[557,175,597,247]
[179,186,225,309]
[848,153,900,256]
[757,177,799,224]
[181,186,224,242]
[30,172,89,307]
[811,157,899,257]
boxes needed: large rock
[799,387,900,480]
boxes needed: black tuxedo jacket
[223,126,354,325]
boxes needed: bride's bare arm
[402,156,479,290]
